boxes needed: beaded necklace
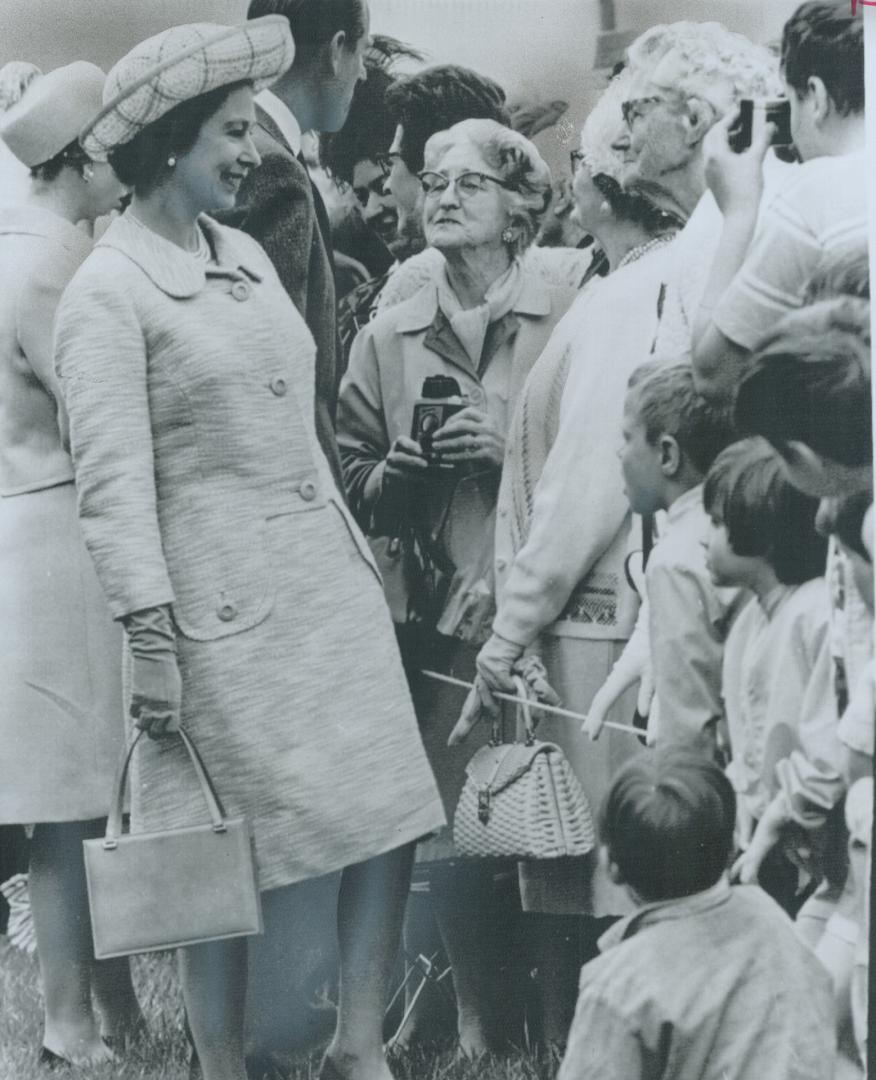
[616,231,675,271]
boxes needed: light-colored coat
[54,214,444,888]
[337,270,578,639]
[0,205,124,823]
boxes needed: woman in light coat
[337,118,576,1055]
[0,63,139,1065]
[449,70,681,1045]
[53,21,444,1080]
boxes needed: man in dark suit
[222,0,369,492]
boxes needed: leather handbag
[453,677,596,860]
[83,728,263,959]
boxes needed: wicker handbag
[453,677,595,859]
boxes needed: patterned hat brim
[81,16,294,161]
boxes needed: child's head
[601,747,736,903]
[621,361,736,514]
[703,438,828,589]
[734,301,872,500]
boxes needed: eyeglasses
[417,170,512,199]
[569,149,585,174]
[621,96,666,128]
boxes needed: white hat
[81,16,295,161]
[0,62,105,168]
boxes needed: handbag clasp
[477,787,491,824]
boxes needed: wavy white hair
[627,21,782,117]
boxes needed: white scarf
[435,257,523,367]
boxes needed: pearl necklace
[126,210,212,261]
[617,232,675,270]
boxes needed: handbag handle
[103,728,228,850]
[512,675,536,746]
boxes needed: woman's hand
[582,682,619,742]
[430,406,505,469]
[448,674,499,746]
[703,104,774,219]
[730,796,787,885]
[476,631,525,695]
[130,654,182,739]
[382,436,430,494]
[122,605,182,740]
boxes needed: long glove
[121,605,182,739]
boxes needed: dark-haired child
[702,438,843,915]
[594,362,744,748]
[557,749,835,1080]
[734,298,872,501]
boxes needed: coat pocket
[162,504,275,642]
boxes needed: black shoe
[38,1047,71,1069]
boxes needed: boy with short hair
[609,362,743,747]
[557,749,836,1080]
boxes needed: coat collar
[0,203,92,261]
[254,90,301,156]
[95,212,264,298]
[393,266,553,335]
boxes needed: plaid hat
[81,16,294,161]
[0,62,105,168]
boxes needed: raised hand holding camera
[704,103,775,218]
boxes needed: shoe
[38,1047,71,1069]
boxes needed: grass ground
[0,940,560,1080]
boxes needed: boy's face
[704,517,752,588]
[620,398,666,515]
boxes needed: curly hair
[703,437,828,585]
[423,118,552,256]
[0,61,41,114]
[627,21,782,117]
[781,1,863,116]
[385,65,510,175]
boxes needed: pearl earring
[82,164,94,184]
[599,200,611,215]
[167,156,177,168]
[501,226,514,244]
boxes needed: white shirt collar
[255,89,302,156]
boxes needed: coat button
[270,376,288,396]
[469,387,483,405]
[218,602,237,622]
[496,557,507,570]
[299,479,318,501]
[231,281,250,301]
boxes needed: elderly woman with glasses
[337,117,576,1055]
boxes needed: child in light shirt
[586,361,743,749]
[702,438,843,917]
[558,748,835,1080]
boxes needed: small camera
[729,98,794,153]
[411,375,466,468]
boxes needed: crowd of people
[0,2,871,1079]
